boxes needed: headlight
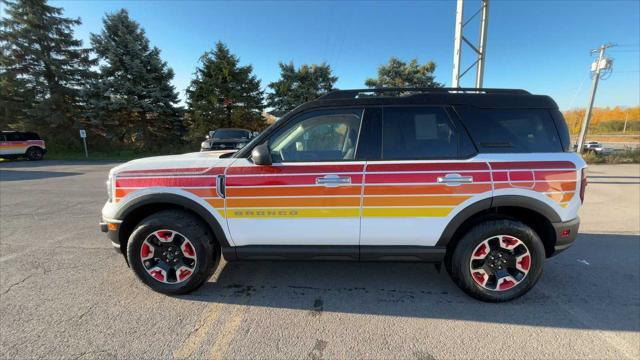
[201,141,211,149]
[106,175,114,202]
[235,142,247,149]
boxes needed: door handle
[316,175,352,187]
[437,173,473,186]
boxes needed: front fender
[105,188,232,247]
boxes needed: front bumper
[100,218,122,252]
[550,217,580,256]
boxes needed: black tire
[449,219,545,302]
[26,147,44,161]
[127,209,219,295]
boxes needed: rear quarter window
[456,106,564,153]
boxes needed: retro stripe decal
[223,208,360,218]
[113,161,577,219]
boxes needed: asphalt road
[1,161,639,359]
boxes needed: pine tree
[186,42,264,139]
[89,9,183,149]
[266,62,337,116]
[365,57,443,89]
[0,0,95,142]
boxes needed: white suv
[100,88,586,302]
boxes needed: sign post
[79,129,88,158]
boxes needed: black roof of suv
[296,88,558,113]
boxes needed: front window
[212,130,250,139]
[268,109,362,162]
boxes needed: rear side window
[456,107,564,153]
[382,107,459,159]
[23,132,41,140]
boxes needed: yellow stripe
[221,207,359,218]
[362,207,453,217]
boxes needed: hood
[109,151,236,177]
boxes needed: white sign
[79,129,86,138]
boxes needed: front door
[224,108,365,253]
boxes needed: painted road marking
[173,301,226,359]
[207,304,249,360]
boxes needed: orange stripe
[494,181,577,192]
[116,187,218,198]
[364,183,491,195]
[205,198,225,208]
[226,196,360,208]
[545,192,575,202]
[184,188,217,197]
[226,186,362,197]
[364,195,470,206]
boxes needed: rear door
[361,106,492,249]
[224,108,365,254]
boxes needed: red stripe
[227,174,363,187]
[116,177,216,187]
[365,172,491,184]
[227,164,364,175]
[490,161,576,170]
[366,162,489,172]
[118,167,225,176]
[509,171,534,182]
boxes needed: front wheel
[127,210,219,294]
[449,219,545,302]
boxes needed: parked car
[0,131,46,160]
[200,128,254,152]
[100,88,585,302]
[583,141,613,155]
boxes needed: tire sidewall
[127,213,217,295]
[452,220,545,302]
[26,147,43,161]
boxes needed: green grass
[45,148,197,161]
[582,149,640,164]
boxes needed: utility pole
[451,0,490,88]
[623,112,628,133]
[576,43,615,153]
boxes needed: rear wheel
[449,219,545,302]
[127,210,219,294]
[26,147,44,161]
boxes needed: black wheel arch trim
[114,193,231,248]
[436,195,561,247]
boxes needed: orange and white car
[100,88,586,302]
[0,131,46,160]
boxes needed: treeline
[0,0,442,152]
[563,106,640,134]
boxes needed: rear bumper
[550,217,580,256]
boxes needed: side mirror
[251,142,272,166]
[205,135,210,140]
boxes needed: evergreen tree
[89,9,183,149]
[365,57,443,89]
[0,0,95,142]
[266,62,337,116]
[186,42,264,139]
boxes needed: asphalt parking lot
[1,161,639,359]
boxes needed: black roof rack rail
[319,87,531,100]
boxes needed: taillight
[579,168,587,203]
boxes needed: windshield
[212,130,250,139]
